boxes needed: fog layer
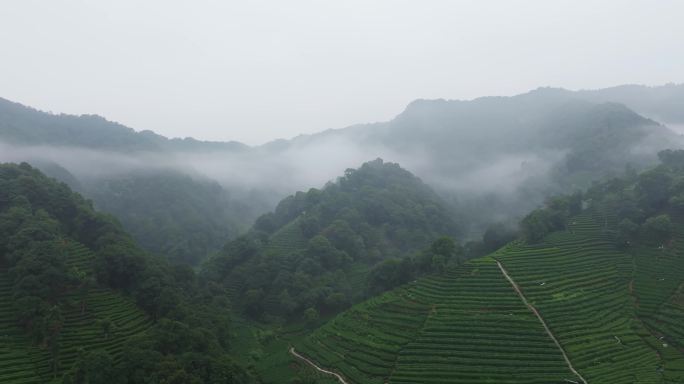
[1,85,682,240]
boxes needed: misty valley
[2,82,684,383]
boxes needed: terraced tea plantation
[297,212,684,383]
[0,241,152,383]
[629,220,684,382]
[0,272,41,384]
[496,213,664,383]
[263,219,308,256]
[299,257,578,383]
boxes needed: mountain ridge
[2,83,683,150]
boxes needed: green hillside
[297,213,684,383]
[298,256,577,383]
[202,159,461,322]
[0,163,253,383]
[80,170,255,265]
[0,98,262,265]
[279,89,678,237]
[294,151,684,383]
[2,86,680,263]
[0,242,152,383]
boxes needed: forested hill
[0,97,264,265]
[201,159,461,322]
[1,85,681,264]
[269,87,680,237]
[295,149,684,384]
[3,84,682,153]
[78,169,254,265]
[0,163,253,383]
[33,163,258,265]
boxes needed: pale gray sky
[1,0,683,145]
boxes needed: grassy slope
[296,211,684,383]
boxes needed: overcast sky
[1,0,683,145]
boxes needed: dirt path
[495,260,589,384]
[290,347,349,384]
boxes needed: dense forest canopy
[0,163,253,383]
[201,159,460,322]
[517,149,684,247]
[79,170,254,265]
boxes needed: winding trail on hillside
[495,260,589,384]
[290,347,349,384]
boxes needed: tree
[254,213,278,234]
[14,296,48,342]
[299,214,321,238]
[367,258,414,295]
[69,266,93,314]
[323,220,364,258]
[616,218,639,248]
[482,223,517,253]
[521,209,554,243]
[65,349,121,384]
[305,235,347,269]
[431,254,446,274]
[303,307,319,326]
[642,214,673,245]
[636,168,673,212]
[277,289,297,316]
[244,289,264,317]
[324,292,349,312]
[94,241,145,291]
[44,305,64,377]
[430,237,456,258]
[430,236,463,266]
[669,193,684,212]
[658,149,684,169]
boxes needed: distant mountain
[0,98,265,264]
[0,97,247,152]
[18,160,261,265]
[202,159,460,321]
[575,83,684,124]
[80,169,255,265]
[1,84,681,259]
[3,84,682,156]
[267,87,679,236]
[281,87,675,179]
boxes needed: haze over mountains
[3,1,684,382]
[2,83,684,383]
[1,84,682,261]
